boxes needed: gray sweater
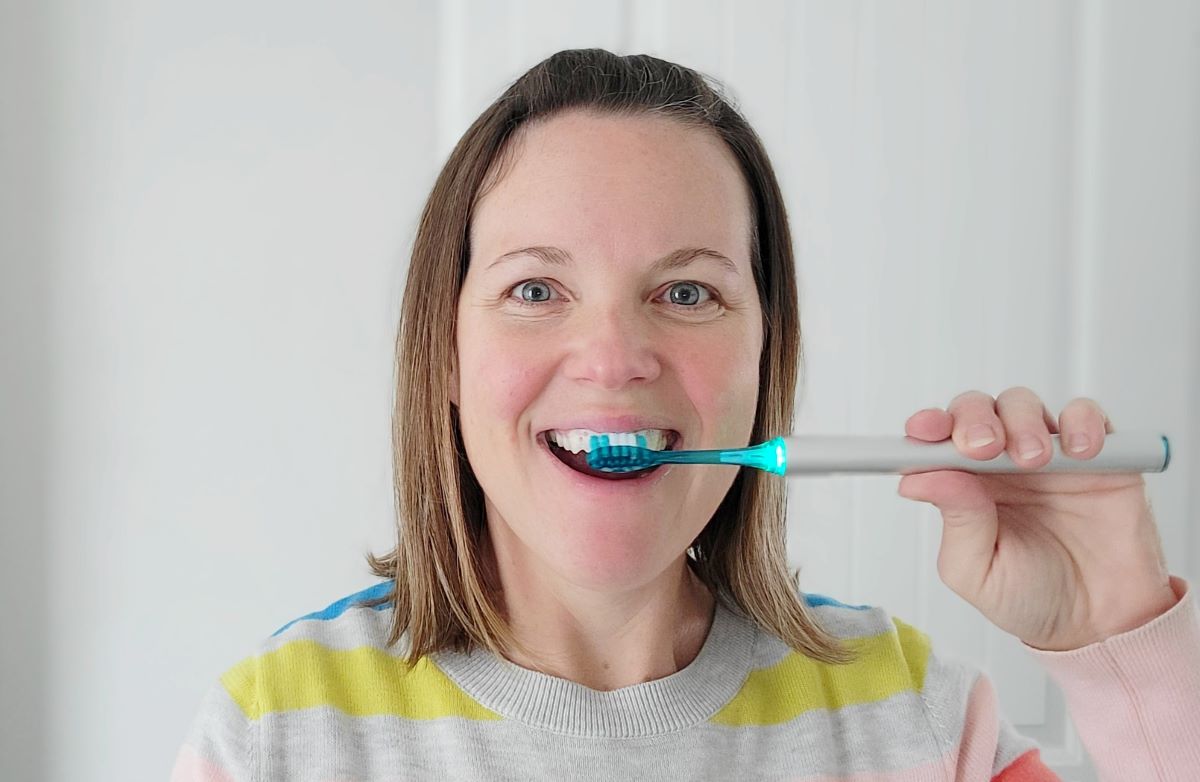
[171,577,1200,780]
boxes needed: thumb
[898,470,999,599]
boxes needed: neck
[482,532,716,691]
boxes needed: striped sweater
[172,575,1200,781]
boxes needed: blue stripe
[271,582,867,637]
[802,592,872,611]
[271,580,393,637]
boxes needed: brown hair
[365,48,855,667]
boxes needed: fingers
[1057,397,1113,458]
[995,386,1055,468]
[900,388,1116,615]
[923,387,1111,465]
[946,390,1006,457]
[904,408,953,441]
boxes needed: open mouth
[539,430,681,481]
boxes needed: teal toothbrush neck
[719,437,787,475]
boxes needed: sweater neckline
[430,598,757,738]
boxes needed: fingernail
[966,424,996,448]
[1068,434,1090,453]
[1018,437,1044,460]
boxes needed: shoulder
[721,590,991,741]
[715,590,947,731]
[792,592,1040,772]
[749,590,939,692]
[797,592,1014,745]
[181,581,497,775]
[269,580,396,642]
[802,590,932,670]
[218,581,427,721]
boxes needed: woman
[173,49,1199,780]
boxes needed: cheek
[458,323,548,434]
[674,329,762,438]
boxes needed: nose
[562,306,662,390]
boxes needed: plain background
[2,1,1198,780]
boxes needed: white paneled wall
[437,2,1200,774]
[1,2,1197,781]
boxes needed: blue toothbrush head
[586,434,658,473]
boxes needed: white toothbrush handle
[782,432,1170,476]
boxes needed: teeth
[547,428,672,453]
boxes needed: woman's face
[455,110,764,594]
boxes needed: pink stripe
[168,744,235,782]
[785,755,953,782]
[785,676,1024,781]
[954,673,1001,779]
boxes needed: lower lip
[536,434,676,495]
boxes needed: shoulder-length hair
[365,48,855,667]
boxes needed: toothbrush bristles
[588,444,653,472]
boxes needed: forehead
[470,111,752,264]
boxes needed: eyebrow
[485,245,739,276]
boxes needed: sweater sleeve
[1021,574,1200,780]
[169,674,256,782]
[923,644,1062,780]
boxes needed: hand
[897,387,1178,651]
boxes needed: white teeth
[547,428,672,453]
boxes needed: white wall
[2,2,53,776]
[2,2,1197,780]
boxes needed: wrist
[1023,580,1180,652]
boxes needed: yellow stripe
[711,617,931,726]
[219,640,501,722]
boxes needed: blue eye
[515,280,556,303]
[665,282,711,307]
